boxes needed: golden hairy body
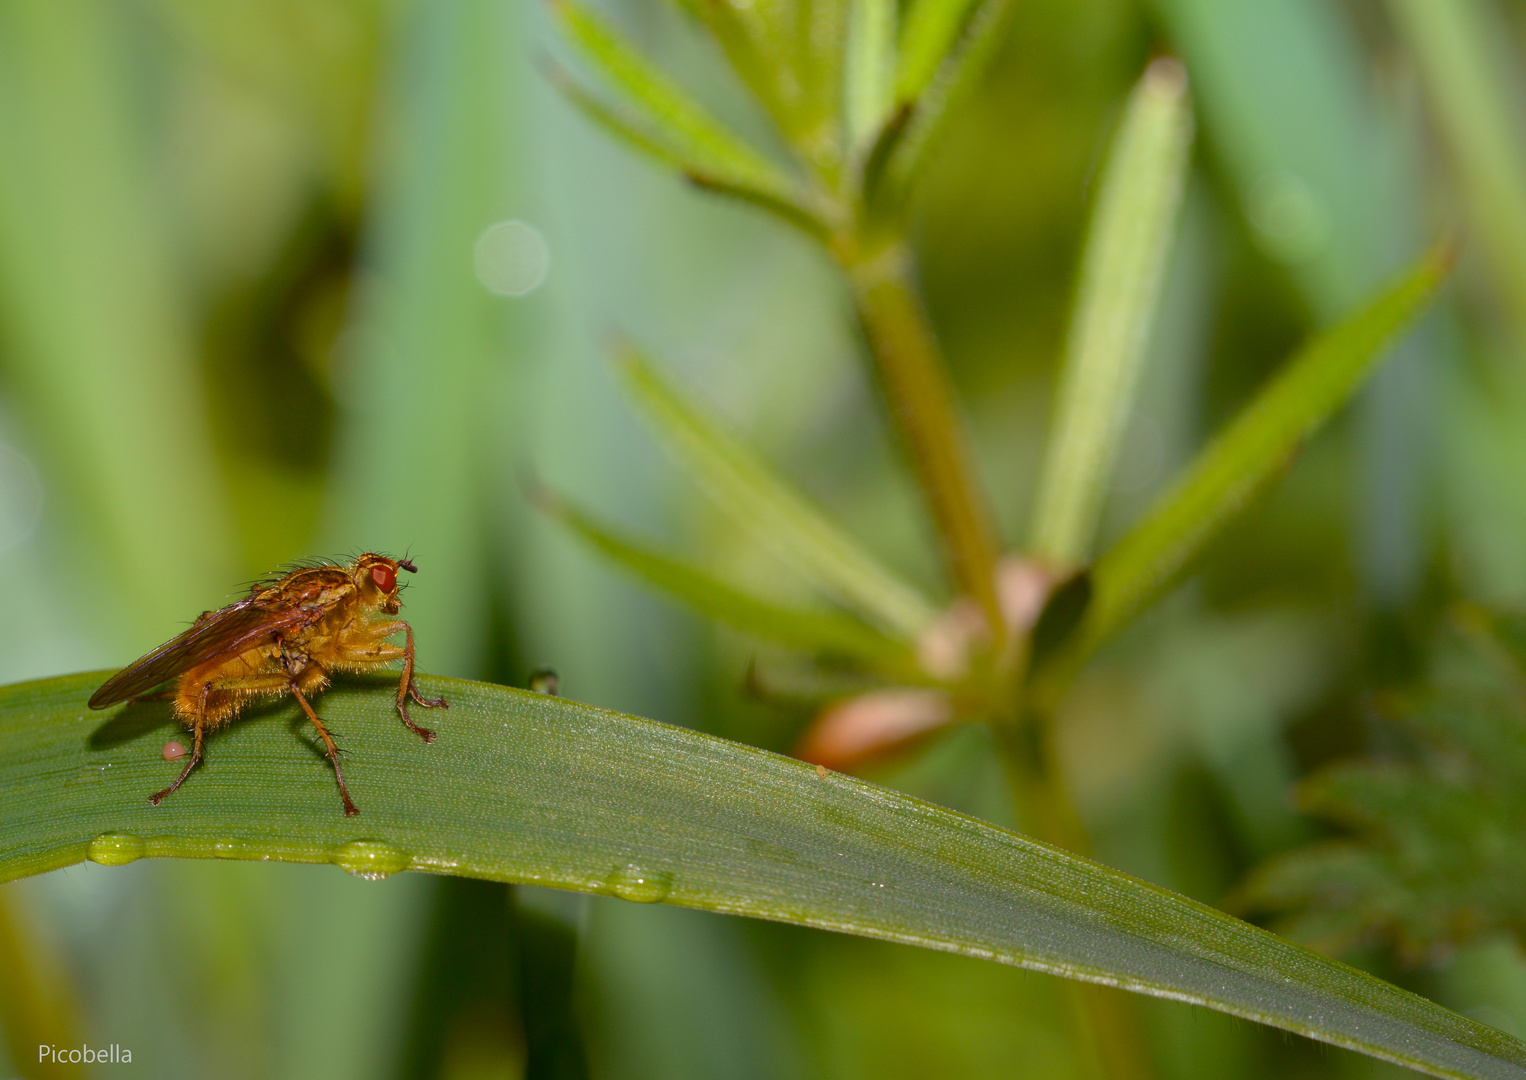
[90,553,447,816]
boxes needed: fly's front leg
[341,620,447,742]
[397,622,447,739]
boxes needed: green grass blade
[0,1,238,643]
[535,487,914,667]
[547,0,810,211]
[1077,243,1453,656]
[844,0,896,152]
[5,671,1526,1080]
[321,0,518,676]
[1028,59,1194,566]
[895,0,979,102]
[613,343,938,640]
[1385,0,1526,343]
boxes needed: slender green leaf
[545,60,833,242]
[663,0,846,165]
[5,671,1526,1079]
[612,343,937,639]
[547,0,812,212]
[534,486,914,667]
[1386,0,1526,343]
[878,0,1013,199]
[895,0,979,102]
[1076,243,1453,658]
[844,0,896,152]
[1029,59,1194,566]
[545,57,698,170]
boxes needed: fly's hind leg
[149,673,290,807]
[150,685,208,806]
[290,683,359,816]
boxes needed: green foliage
[1386,0,1526,344]
[1029,58,1193,567]
[1067,244,1453,668]
[531,484,916,670]
[546,0,1016,223]
[547,0,816,214]
[611,342,937,638]
[7,671,1526,1079]
[1239,609,1526,964]
[0,0,1512,1073]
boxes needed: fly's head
[353,553,416,616]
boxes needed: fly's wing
[88,600,317,709]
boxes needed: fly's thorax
[255,566,352,607]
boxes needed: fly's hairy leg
[149,672,288,805]
[397,622,448,734]
[338,620,447,742]
[150,688,207,806]
[290,683,359,816]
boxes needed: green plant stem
[994,715,1157,1080]
[847,240,1005,634]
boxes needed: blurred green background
[2,0,1526,1076]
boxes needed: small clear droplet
[87,832,145,867]
[602,863,673,903]
[330,839,411,881]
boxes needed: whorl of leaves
[1237,607,1526,963]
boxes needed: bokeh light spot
[473,220,550,297]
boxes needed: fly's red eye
[371,565,397,593]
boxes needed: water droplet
[602,863,673,903]
[87,832,145,867]
[330,839,411,881]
